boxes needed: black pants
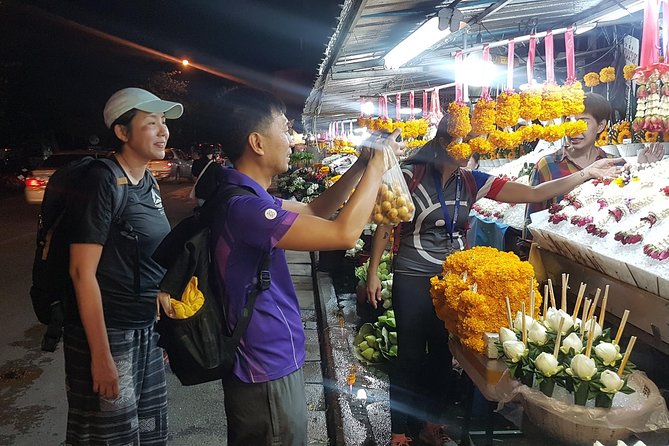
[390,273,456,435]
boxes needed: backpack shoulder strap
[95,157,130,222]
[392,163,427,254]
[460,168,478,202]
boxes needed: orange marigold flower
[623,64,638,81]
[563,120,588,138]
[468,137,495,155]
[541,124,567,142]
[583,72,600,87]
[599,66,615,83]
[538,84,564,121]
[562,82,585,116]
[645,131,659,142]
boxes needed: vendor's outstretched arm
[495,157,624,204]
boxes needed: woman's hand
[366,274,383,309]
[584,157,626,180]
[157,291,175,319]
[637,143,664,164]
[91,352,119,399]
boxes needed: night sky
[0,0,340,149]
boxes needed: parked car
[148,148,193,181]
[24,151,109,204]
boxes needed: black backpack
[152,184,271,386]
[30,156,133,352]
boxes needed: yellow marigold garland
[430,246,541,354]
[623,64,638,81]
[584,72,600,87]
[447,102,472,139]
[599,66,615,83]
[488,129,522,150]
[563,120,588,138]
[447,141,472,160]
[562,82,586,116]
[471,97,496,135]
[519,89,542,122]
[541,124,567,142]
[519,124,543,143]
[538,84,564,121]
[468,137,495,155]
[495,91,521,128]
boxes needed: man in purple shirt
[210,87,400,446]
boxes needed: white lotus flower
[567,354,597,380]
[513,311,535,332]
[561,332,584,354]
[600,370,624,393]
[545,308,574,334]
[499,326,517,343]
[535,352,561,377]
[528,322,548,345]
[502,340,527,363]
[583,318,603,340]
[594,342,622,366]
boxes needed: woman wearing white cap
[65,87,182,445]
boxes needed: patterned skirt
[64,324,167,445]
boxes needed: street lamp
[182,59,190,67]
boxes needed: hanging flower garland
[519,123,544,143]
[562,82,586,116]
[489,128,522,149]
[468,137,495,155]
[519,88,542,122]
[538,84,564,121]
[541,123,567,142]
[563,120,588,138]
[446,102,473,160]
[495,91,521,128]
[471,97,496,134]
[623,64,638,81]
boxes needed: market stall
[301,0,669,444]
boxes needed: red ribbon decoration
[396,93,402,121]
[409,90,415,119]
[565,27,576,83]
[545,30,555,83]
[527,34,536,85]
[455,51,464,102]
[423,91,428,116]
[507,39,515,90]
[481,45,491,99]
[640,0,660,68]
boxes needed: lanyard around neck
[432,167,462,243]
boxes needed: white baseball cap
[103,87,183,128]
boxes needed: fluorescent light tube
[384,17,451,69]
[593,0,644,23]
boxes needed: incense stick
[572,282,586,320]
[505,296,513,329]
[581,299,591,338]
[599,285,609,330]
[521,302,527,346]
[585,317,597,357]
[587,288,601,323]
[614,309,630,345]
[553,318,565,357]
[548,278,556,309]
[617,335,637,377]
[543,284,549,321]
[561,273,569,312]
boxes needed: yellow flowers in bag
[170,276,205,319]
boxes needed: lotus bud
[600,369,625,393]
[513,311,535,332]
[568,354,597,380]
[528,322,548,346]
[499,326,517,343]
[561,332,584,354]
[583,318,603,339]
[502,340,527,363]
[535,352,561,377]
[546,308,574,334]
[594,342,623,366]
